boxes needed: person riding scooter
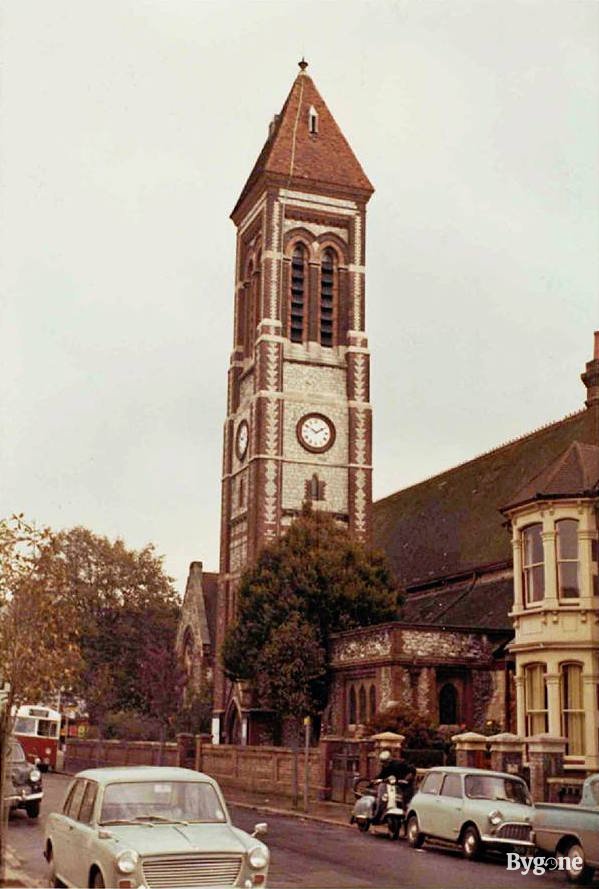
[374,750,416,819]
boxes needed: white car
[44,766,269,889]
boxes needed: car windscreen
[464,775,531,806]
[99,781,227,825]
[9,740,26,762]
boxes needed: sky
[1,0,597,595]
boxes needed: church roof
[503,440,599,509]
[373,408,596,590]
[400,575,515,631]
[232,66,373,219]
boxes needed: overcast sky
[2,0,597,594]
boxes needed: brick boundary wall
[65,739,178,773]
[65,738,321,800]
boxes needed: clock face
[236,421,249,460]
[297,413,335,453]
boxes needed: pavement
[222,786,353,828]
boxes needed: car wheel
[407,814,425,849]
[92,870,106,888]
[564,843,594,885]
[462,825,483,860]
[25,800,40,819]
[47,846,65,889]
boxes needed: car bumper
[7,791,43,808]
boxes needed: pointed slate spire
[232,65,373,220]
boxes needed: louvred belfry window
[320,248,336,347]
[290,244,306,343]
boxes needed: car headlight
[248,847,268,869]
[488,809,503,827]
[116,850,139,874]
[29,769,41,783]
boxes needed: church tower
[213,61,374,744]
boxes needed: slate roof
[503,441,599,509]
[400,575,515,631]
[374,408,596,590]
[232,68,373,219]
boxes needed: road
[8,774,579,888]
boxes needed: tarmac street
[8,773,573,888]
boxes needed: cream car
[44,766,269,889]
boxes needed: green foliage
[54,526,180,727]
[222,505,398,720]
[367,703,442,749]
[93,710,165,742]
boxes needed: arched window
[308,105,318,134]
[252,250,262,338]
[556,519,580,599]
[369,685,377,721]
[320,248,336,347]
[560,663,585,755]
[289,244,306,343]
[244,260,254,356]
[358,686,367,723]
[439,683,458,724]
[348,686,357,725]
[524,663,548,735]
[522,523,545,605]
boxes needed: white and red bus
[13,704,61,771]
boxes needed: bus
[13,704,61,771]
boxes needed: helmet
[378,750,391,763]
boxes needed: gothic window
[244,260,254,356]
[252,250,262,338]
[524,663,548,735]
[304,473,326,502]
[238,477,245,507]
[308,105,318,134]
[522,523,545,605]
[368,684,377,720]
[358,685,367,723]
[348,686,357,725]
[439,683,458,725]
[556,519,580,599]
[290,244,306,343]
[320,248,336,347]
[560,663,585,755]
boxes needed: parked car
[533,774,599,884]
[5,738,43,819]
[44,766,269,889]
[406,766,535,859]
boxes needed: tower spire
[298,57,308,73]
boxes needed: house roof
[232,66,373,219]
[373,408,595,589]
[503,441,599,509]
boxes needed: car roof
[425,766,525,781]
[74,766,217,785]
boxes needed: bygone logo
[506,853,583,877]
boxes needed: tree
[222,505,398,729]
[139,636,187,763]
[53,527,180,724]
[0,516,81,879]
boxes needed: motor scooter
[350,775,409,840]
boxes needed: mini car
[406,766,534,859]
[6,738,43,819]
[44,766,269,889]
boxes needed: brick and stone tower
[213,61,374,744]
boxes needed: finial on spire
[298,57,308,72]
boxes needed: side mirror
[252,822,268,838]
